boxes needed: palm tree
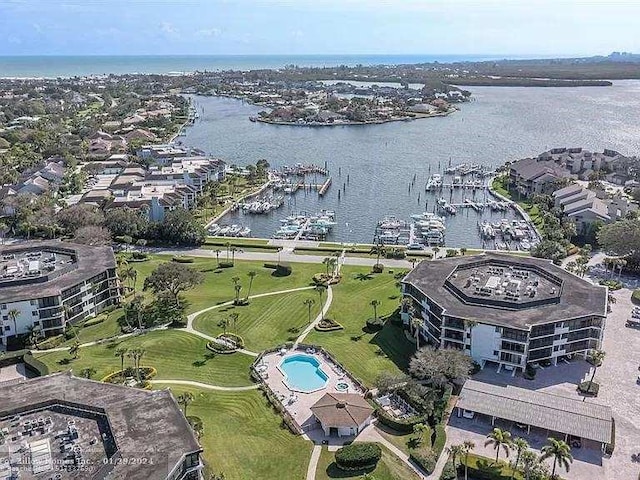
[411,317,423,349]
[125,266,136,291]
[520,450,540,480]
[115,347,128,373]
[230,247,238,264]
[225,242,231,262]
[0,221,7,244]
[219,318,229,335]
[231,277,242,303]
[369,243,386,267]
[447,444,465,475]
[7,309,20,337]
[177,392,195,416]
[229,312,239,336]
[322,257,332,277]
[315,285,326,321]
[511,437,529,480]
[214,249,221,265]
[303,298,315,324]
[130,269,138,292]
[432,246,440,258]
[246,271,257,300]
[587,349,605,386]
[370,299,380,321]
[460,247,467,256]
[462,440,475,480]
[410,258,417,269]
[540,438,573,479]
[69,341,80,360]
[485,428,512,464]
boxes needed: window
[32,311,38,316]
[493,350,498,356]
[1,304,6,310]
[4,326,9,331]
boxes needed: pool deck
[258,349,364,431]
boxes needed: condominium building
[401,253,608,373]
[0,241,120,345]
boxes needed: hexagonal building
[401,252,608,373]
[0,241,120,347]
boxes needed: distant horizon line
[0,52,593,58]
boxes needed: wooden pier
[318,177,332,196]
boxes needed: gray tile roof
[457,380,612,443]
[311,393,373,428]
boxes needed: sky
[0,0,639,57]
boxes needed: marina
[182,85,640,247]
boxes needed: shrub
[431,385,453,424]
[172,256,194,263]
[632,289,640,304]
[439,460,457,480]
[218,261,234,268]
[263,262,278,269]
[131,251,148,260]
[470,361,482,375]
[524,364,537,380]
[599,279,622,290]
[376,408,428,433]
[409,449,436,474]
[274,263,292,277]
[365,317,385,331]
[431,423,447,458]
[36,335,65,350]
[334,442,382,471]
[578,380,599,396]
[23,353,49,376]
[83,316,106,327]
[372,263,384,273]
[604,418,615,455]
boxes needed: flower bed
[217,332,245,349]
[314,318,344,332]
[206,340,238,354]
[101,366,157,384]
[312,273,341,286]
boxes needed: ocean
[0,54,548,78]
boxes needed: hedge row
[409,450,437,474]
[23,353,49,376]
[84,316,107,327]
[431,423,447,459]
[172,256,195,263]
[335,442,382,470]
[376,408,429,433]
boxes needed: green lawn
[491,176,512,200]
[156,386,312,480]
[36,330,254,387]
[376,424,415,456]
[193,289,321,350]
[315,445,421,480]
[59,309,124,347]
[122,256,321,314]
[306,266,415,386]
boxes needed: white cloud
[196,27,222,37]
[159,21,179,37]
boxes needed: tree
[520,450,542,480]
[73,225,112,245]
[460,247,467,256]
[55,203,104,234]
[129,347,146,384]
[447,444,465,474]
[412,423,430,447]
[69,341,80,360]
[409,346,473,386]
[587,349,605,386]
[411,317,423,349]
[484,428,512,464]
[177,392,195,416]
[115,347,128,373]
[214,249,221,265]
[229,312,239,336]
[230,247,238,265]
[104,207,149,238]
[246,271,257,300]
[540,438,573,478]
[369,243,386,266]
[155,208,206,246]
[370,299,380,321]
[232,276,242,303]
[462,440,475,480]
[80,367,96,379]
[511,437,529,480]
[143,262,204,307]
[432,246,440,258]
[314,285,327,321]
[303,298,315,324]
[7,309,20,337]
[597,218,640,263]
[373,371,409,394]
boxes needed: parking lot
[447,281,640,480]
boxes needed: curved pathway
[306,445,322,480]
[151,379,259,391]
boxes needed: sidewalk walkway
[306,445,322,480]
[151,379,259,391]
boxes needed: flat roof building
[0,372,202,479]
[401,253,608,373]
[0,242,120,345]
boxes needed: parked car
[626,319,640,329]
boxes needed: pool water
[280,354,328,392]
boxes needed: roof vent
[336,402,346,409]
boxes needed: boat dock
[318,177,332,196]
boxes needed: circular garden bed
[101,366,157,389]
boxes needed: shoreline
[252,108,456,127]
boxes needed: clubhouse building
[401,253,608,373]
[0,241,120,346]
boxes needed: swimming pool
[279,354,328,393]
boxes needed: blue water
[280,354,328,392]
[0,54,554,78]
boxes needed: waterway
[181,81,640,247]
